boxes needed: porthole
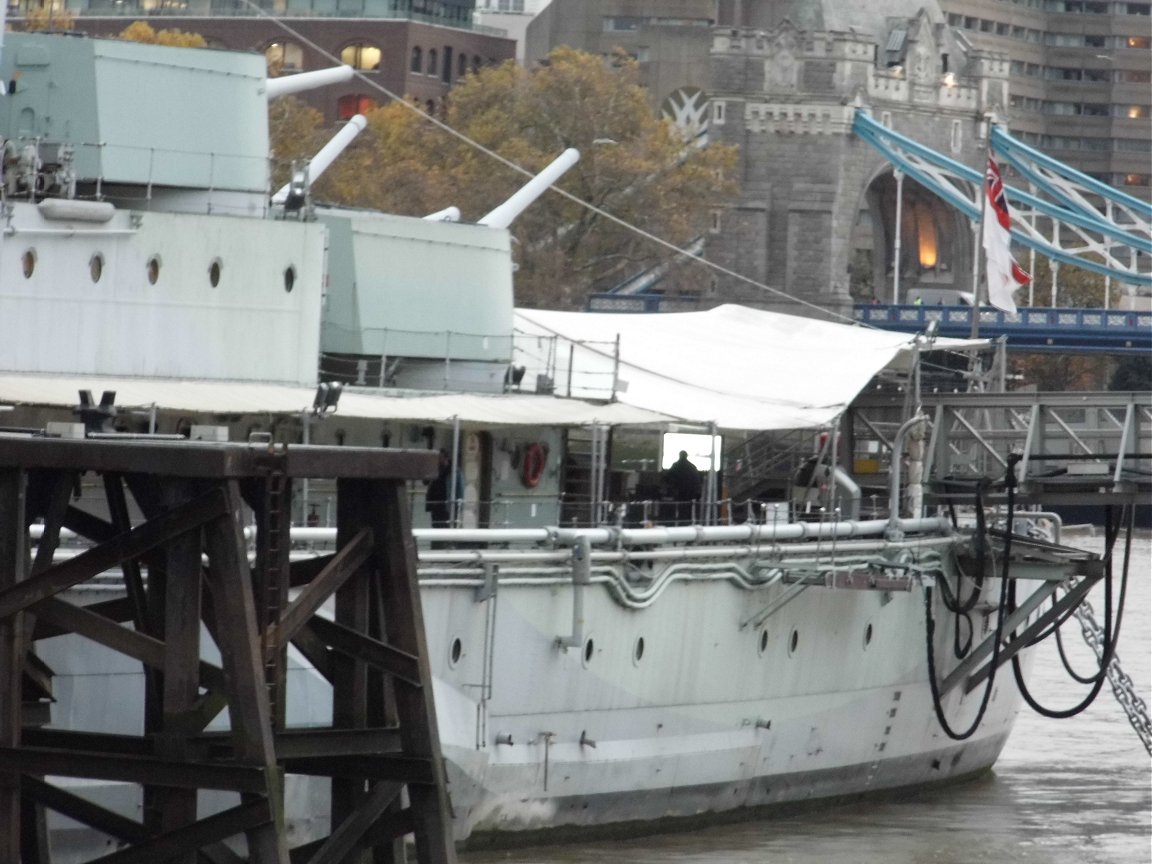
[283,265,296,293]
[208,258,222,288]
[582,636,595,667]
[788,628,799,656]
[146,255,162,285]
[89,253,104,283]
[633,635,645,665]
[757,627,769,656]
[22,249,36,278]
[449,637,462,667]
[864,622,874,648]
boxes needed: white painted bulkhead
[0,202,326,385]
[419,555,1023,839]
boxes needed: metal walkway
[846,390,1152,509]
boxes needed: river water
[462,532,1151,864]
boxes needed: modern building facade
[938,0,1151,191]
[4,0,516,121]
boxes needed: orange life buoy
[521,442,546,488]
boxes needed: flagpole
[970,206,983,340]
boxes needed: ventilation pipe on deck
[555,535,591,650]
[886,414,929,539]
[831,466,862,521]
[265,65,354,99]
[271,114,367,206]
[478,148,580,230]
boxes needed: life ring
[521,443,546,488]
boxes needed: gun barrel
[478,148,580,230]
[272,114,367,204]
[266,65,354,99]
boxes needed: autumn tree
[306,47,738,308]
[22,6,74,31]
[1010,254,1125,391]
[118,21,207,48]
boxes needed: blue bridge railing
[855,304,1152,354]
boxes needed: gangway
[846,390,1151,509]
[852,111,1151,289]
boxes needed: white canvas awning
[514,304,986,432]
[0,374,672,428]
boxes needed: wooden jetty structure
[0,437,456,864]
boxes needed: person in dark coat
[666,450,702,525]
[425,449,455,528]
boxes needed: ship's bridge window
[337,94,377,119]
[341,41,381,72]
[265,41,303,75]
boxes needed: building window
[427,48,438,76]
[458,51,467,78]
[1123,174,1150,186]
[442,46,453,83]
[1126,105,1149,118]
[265,41,303,74]
[1127,35,1152,48]
[472,55,482,72]
[341,42,381,72]
[411,46,423,73]
[337,94,377,119]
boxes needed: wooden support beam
[282,755,435,785]
[153,479,206,856]
[0,468,27,864]
[31,596,136,640]
[331,485,374,839]
[302,616,422,688]
[29,597,226,693]
[304,781,402,864]
[198,727,403,761]
[339,478,457,864]
[271,528,373,649]
[0,488,226,621]
[288,626,334,683]
[86,798,272,864]
[0,746,267,791]
[23,776,150,843]
[202,480,288,864]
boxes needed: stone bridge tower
[705,1,1011,317]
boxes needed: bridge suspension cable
[852,110,1151,289]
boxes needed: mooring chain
[1073,597,1152,756]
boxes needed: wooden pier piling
[0,437,455,864]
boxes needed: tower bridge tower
[706,2,1011,316]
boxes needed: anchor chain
[1073,597,1152,756]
